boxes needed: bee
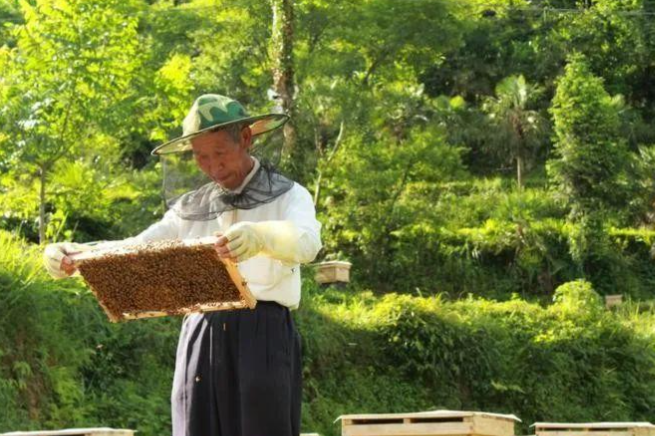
[77,240,246,321]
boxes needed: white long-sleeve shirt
[131,159,322,309]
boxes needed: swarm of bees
[76,240,254,322]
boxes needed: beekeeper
[43,94,322,436]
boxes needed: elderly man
[43,94,322,436]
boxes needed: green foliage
[3,237,651,435]
[626,145,656,225]
[547,55,648,281]
[0,230,93,430]
[297,282,654,435]
[547,0,653,112]
[483,74,546,187]
[0,0,654,435]
[552,279,602,310]
[321,168,654,298]
[0,231,180,434]
[549,54,631,217]
[0,0,653,290]
[0,1,20,46]
[0,0,144,243]
[319,120,467,291]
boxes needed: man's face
[191,127,253,190]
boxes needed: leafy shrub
[1,234,653,435]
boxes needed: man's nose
[209,159,224,177]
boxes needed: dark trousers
[171,301,302,436]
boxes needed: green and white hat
[151,94,289,155]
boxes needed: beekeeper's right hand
[43,242,89,279]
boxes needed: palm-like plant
[484,75,544,189]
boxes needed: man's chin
[214,179,237,191]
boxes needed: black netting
[164,160,293,221]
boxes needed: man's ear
[240,126,253,150]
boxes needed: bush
[322,175,654,299]
[1,233,653,435]
[297,281,654,435]
[0,231,179,435]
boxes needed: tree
[0,0,142,243]
[317,79,468,290]
[551,0,653,113]
[549,54,632,270]
[483,75,544,188]
[0,1,22,47]
[549,55,630,217]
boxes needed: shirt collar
[228,156,260,194]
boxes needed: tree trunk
[38,166,47,244]
[516,154,523,189]
[271,0,296,156]
[513,117,525,189]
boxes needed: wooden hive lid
[315,260,352,268]
[532,422,655,429]
[337,409,521,423]
[2,427,134,436]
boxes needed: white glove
[43,242,91,279]
[216,221,320,264]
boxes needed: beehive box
[337,410,520,436]
[72,237,255,322]
[2,428,134,436]
[605,294,623,309]
[532,422,655,436]
[315,261,352,284]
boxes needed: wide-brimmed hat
[151,94,289,155]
